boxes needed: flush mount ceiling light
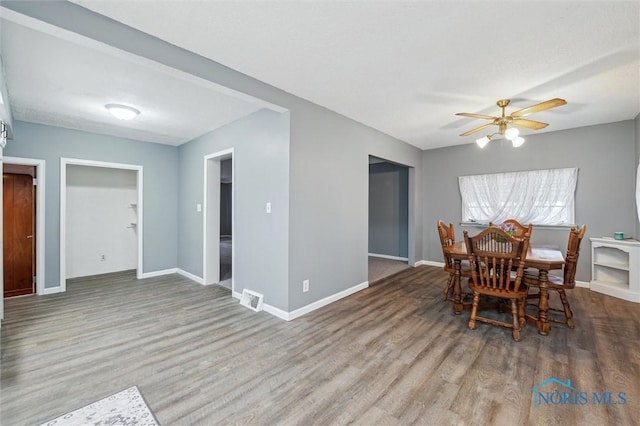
[105,103,140,120]
[457,98,567,148]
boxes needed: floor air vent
[240,289,264,312]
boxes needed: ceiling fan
[456,98,567,148]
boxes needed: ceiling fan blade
[455,112,497,120]
[510,118,549,130]
[460,123,495,137]
[510,98,567,118]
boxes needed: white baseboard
[575,280,589,288]
[590,281,640,302]
[368,253,409,261]
[139,268,206,286]
[43,286,62,295]
[261,281,370,322]
[176,268,204,285]
[415,260,444,267]
[262,303,290,320]
[139,268,177,279]
[232,289,293,320]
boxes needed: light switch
[266,202,271,214]
[196,203,202,212]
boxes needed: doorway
[368,156,411,283]
[3,165,35,297]
[2,157,45,298]
[219,158,232,286]
[203,148,234,292]
[60,158,143,292]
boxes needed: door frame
[367,155,416,266]
[60,158,143,291]
[203,148,234,293]
[3,156,46,295]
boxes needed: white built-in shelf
[590,237,640,303]
[593,261,630,271]
[128,203,138,228]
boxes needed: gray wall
[369,161,409,258]
[422,120,637,282]
[3,121,179,288]
[178,109,290,310]
[288,105,422,311]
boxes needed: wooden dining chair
[524,225,586,328]
[489,218,533,238]
[464,226,530,341]
[437,220,471,301]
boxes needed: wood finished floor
[1,267,639,425]
[368,256,411,284]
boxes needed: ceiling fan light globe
[505,127,519,140]
[512,136,525,147]
[476,136,490,148]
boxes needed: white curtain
[459,168,578,225]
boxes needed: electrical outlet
[303,279,309,292]
[101,254,106,261]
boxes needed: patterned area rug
[39,386,159,426]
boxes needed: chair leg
[518,297,526,327]
[557,289,575,328]
[511,299,521,341]
[442,273,454,301]
[468,292,479,330]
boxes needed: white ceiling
[4,2,640,150]
[0,9,274,145]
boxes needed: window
[459,168,578,226]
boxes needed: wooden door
[3,170,35,297]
